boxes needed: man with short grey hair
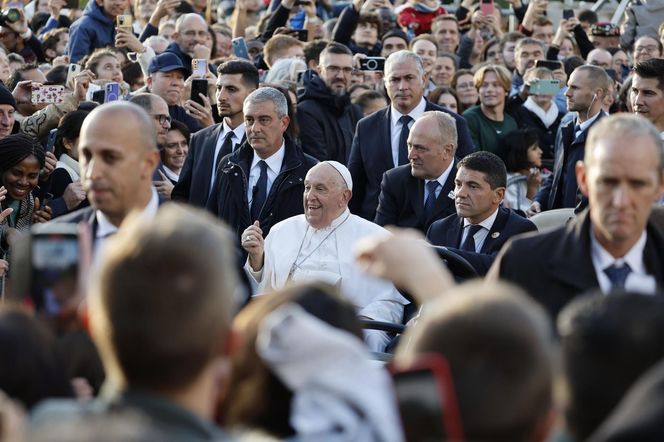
[207,87,318,239]
[348,50,474,221]
[375,111,459,233]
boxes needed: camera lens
[367,59,377,70]
[5,8,20,23]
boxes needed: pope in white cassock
[241,161,409,351]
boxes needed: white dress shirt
[590,229,656,294]
[423,160,455,205]
[94,187,160,263]
[460,207,500,253]
[574,111,600,139]
[246,140,285,207]
[209,121,246,191]
[390,97,427,167]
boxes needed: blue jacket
[66,1,116,63]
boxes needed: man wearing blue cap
[145,52,207,134]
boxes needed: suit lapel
[452,217,464,248]
[196,124,224,197]
[380,108,394,170]
[429,159,457,222]
[547,211,599,291]
[411,175,424,222]
[480,208,508,253]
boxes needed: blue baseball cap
[148,53,187,75]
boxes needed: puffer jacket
[66,0,116,63]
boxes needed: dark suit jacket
[348,101,475,220]
[374,162,457,233]
[488,209,664,319]
[206,137,318,239]
[535,111,606,210]
[172,123,244,207]
[426,207,537,275]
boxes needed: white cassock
[245,208,409,351]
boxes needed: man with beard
[172,60,258,207]
[297,42,363,163]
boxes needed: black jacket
[206,137,318,238]
[332,4,382,56]
[297,71,363,163]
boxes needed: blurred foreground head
[89,204,237,394]
[396,281,555,442]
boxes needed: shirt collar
[427,160,454,189]
[577,110,600,133]
[391,97,427,127]
[311,208,351,232]
[463,206,500,231]
[250,139,286,174]
[96,187,160,237]
[223,119,245,141]
[590,227,648,274]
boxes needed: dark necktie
[460,224,483,252]
[215,131,234,167]
[603,263,632,290]
[573,124,582,140]
[424,181,440,219]
[250,160,268,222]
[398,115,413,166]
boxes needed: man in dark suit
[530,65,612,215]
[172,60,258,207]
[489,115,664,319]
[427,151,537,275]
[206,87,318,239]
[348,50,475,221]
[375,111,458,233]
[54,102,161,258]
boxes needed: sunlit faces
[578,134,664,251]
[384,61,426,114]
[436,92,458,113]
[412,39,437,75]
[0,105,14,140]
[243,100,289,159]
[478,71,507,109]
[216,73,254,120]
[381,36,408,58]
[455,73,478,107]
[432,19,459,53]
[94,54,123,83]
[433,56,455,86]
[303,163,350,229]
[407,115,454,180]
[515,43,544,76]
[631,75,664,130]
[2,155,40,201]
[454,166,505,224]
[148,70,185,105]
[319,52,354,96]
[163,128,188,172]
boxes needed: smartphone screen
[45,128,58,153]
[232,37,250,60]
[534,59,563,71]
[480,0,494,16]
[529,79,560,95]
[563,9,574,19]
[190,79,207,106]
[391,355,464,442]
[31,232,79,316]
[393,369,448,441]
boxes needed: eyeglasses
[153,114,172,126]
[324,65,353,75]
[635,45,659,54]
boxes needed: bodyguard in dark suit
[427,151,537,275]
[489,115,664,319]
[348,50,475,221]
[532,65,612,213]
[54,102,162,255]
[375,111,459,233]
[172,60,259,207]
[206,87,318,239]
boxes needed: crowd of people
[0,0,663,439]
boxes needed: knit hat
[381,29,409,45]
[0,83,16,109]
